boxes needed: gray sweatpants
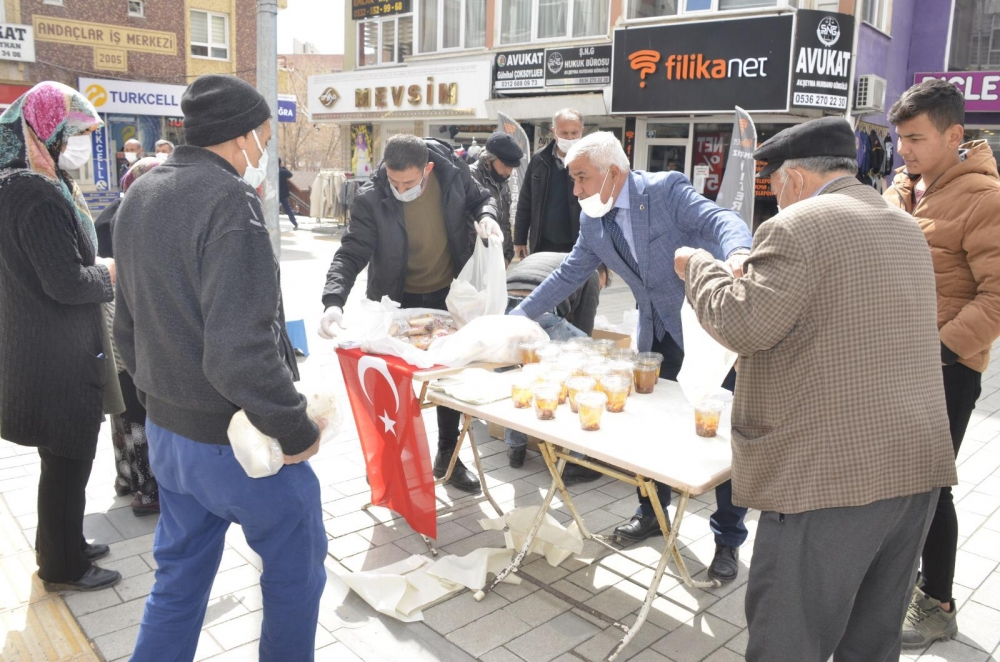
[745,489,939,662]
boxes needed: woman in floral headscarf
[99,156,161,516]
[0,81,122,592]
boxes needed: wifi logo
[629,50,660,88]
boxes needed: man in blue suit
[509,131,753,583]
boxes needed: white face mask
[155,151,169,163]
[556,137,580,154]
[579,169,616,218]
[776,168,803,212]
[241,130,268,188]
[390,173,427,203]
[59,135,92,171]
[124,151,139,164]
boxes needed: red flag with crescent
[336,347,437,539]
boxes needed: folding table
[426,373,733,662]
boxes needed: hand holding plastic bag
[677,301,737,406]
[228,379,343,478]
[446,235,506,327]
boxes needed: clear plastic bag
[677,301,737,406]
[446,236,507,327]
[228,379,343,478]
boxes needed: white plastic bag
[431,314,548,367]
[677,301,737,406]
[339,297,440,369]
[446,236,507,327]
[228,379,343,478]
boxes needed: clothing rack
[855,120,890,140]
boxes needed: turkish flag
[336,347,437,539]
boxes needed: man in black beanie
[114,74,327,662]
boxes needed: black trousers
[401,286,460,454]
[920,362,982,604]
[35,447,94,582]
[634,332,749,547]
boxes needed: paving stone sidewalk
[2,226,999,661]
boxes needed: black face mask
[493,162,511,181]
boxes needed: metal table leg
[474,446,566,602]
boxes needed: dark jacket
[322,138,498,310]
[514,140,582,252]
[506,252,600,335]
[279,166,293,200]
[470,155,514,263]
[114,146,317,455]
[0,174,115,459]
[95,198,120,259]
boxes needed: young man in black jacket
[319,134,500,493]
[114,75,326,662]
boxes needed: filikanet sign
[545,45,612,87]
[352,0,411,20]
[278,94,297,123]
[790,10,854,111]
[611,15,794,114]
[0,23,35,63]
[915,71,1000,113]
[492,49,545,91]
[79,77,185,116]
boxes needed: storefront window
[418,0,486,53]
[645,123,689,139]
[359,15,414,66]
[950,0,1000,70]
[501,0,609,44]
[627,0,789,18]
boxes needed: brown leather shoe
[131,494,160,517]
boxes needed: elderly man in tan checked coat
[674,116,958,662]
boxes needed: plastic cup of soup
[566,377,597,413]
[695,399,725,437]
[558,353,588,377]
[609,348,638,362]
[532,383,561,421]
[577,391,608,431]
[633,353,664,394]
[536,344,563,364]
[584,362,612,391]
[608,359,635,396]
[544,369,572,404]
[519,340,546,365]
[602,375,631,413]
[594,339,618,356]
[511,375,535,409]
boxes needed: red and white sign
[337,347,437,539]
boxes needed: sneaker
[901,589,958,649]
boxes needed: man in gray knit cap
[114,74,327,662]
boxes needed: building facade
[312,0,872,227]
[0,0,257,206]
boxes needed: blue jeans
[505,303,586,451]
[131,422,327,662]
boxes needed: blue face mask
[390,174,426,203]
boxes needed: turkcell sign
[278,94,297,123]
[78,77,186,116]
[91,125,111,191]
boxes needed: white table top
[426,372,733,496]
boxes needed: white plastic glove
[318,306,344,339]
[475,217,503,241]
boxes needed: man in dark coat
[319,134,500,493]
[278,158,298,229]
[513,108,584,258]
[470,132,523,264]
[114,75,326,661]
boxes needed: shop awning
[0,84,32,110]
[485,92,609,121]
